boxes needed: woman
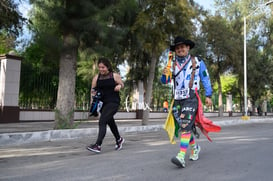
[87,57,124,153]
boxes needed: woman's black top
[96,72,120,104]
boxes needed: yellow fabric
[164,99,176,144]
[164,52,173,81]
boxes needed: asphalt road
[1,122,273,181]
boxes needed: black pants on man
[173,90,198,132]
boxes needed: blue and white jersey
[174,56,212,97]
[161,55,212,97]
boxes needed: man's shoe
[189,145,201,161]
[115,137,125,150]
[86,144,101,153]
[171,156,185,168]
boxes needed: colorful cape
[164,90,221,143]
[194,89,221,142]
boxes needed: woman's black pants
[95,102,120,145]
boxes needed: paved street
[1,122,273,181]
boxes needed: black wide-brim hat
[170,36,195,51]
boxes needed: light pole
[242,0,273,119]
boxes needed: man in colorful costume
[161,36,221,168]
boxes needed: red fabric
[195,89,221,142]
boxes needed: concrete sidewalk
[0,116,272,146]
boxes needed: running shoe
[86,144,101,153]
[171,156,186,168]
[115,137,125,150]
[189,145,201,161]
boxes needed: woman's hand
[114,84,122,92]
[91,88,97,96]
[113,73,124,92]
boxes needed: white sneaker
[189,145,201,161]
[171,156,186,168]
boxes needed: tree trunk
[217,72,224,117]
[142,52,157,125]
[54,33,78,129]
[251,100,256,116]
[134,80,144,119]
[137,80,144,110]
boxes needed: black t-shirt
[96,72,120,104]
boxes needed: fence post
[0,53,22,123]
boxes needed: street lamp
[242,0,273,119]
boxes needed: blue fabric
[199,60,212,97]
[161,74,167,84]
[176,55,187,65]
[160,73,171,84]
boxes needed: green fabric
[202,70,208,77]
[174,120,180,138]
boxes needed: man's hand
[162,67,168,74]
[205,97,212,107]
[163,67,171,75]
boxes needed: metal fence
[18,70,272,113]
[19,71,91,111]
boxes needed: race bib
[174,88,190,100]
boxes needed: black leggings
[95,102,120,145]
